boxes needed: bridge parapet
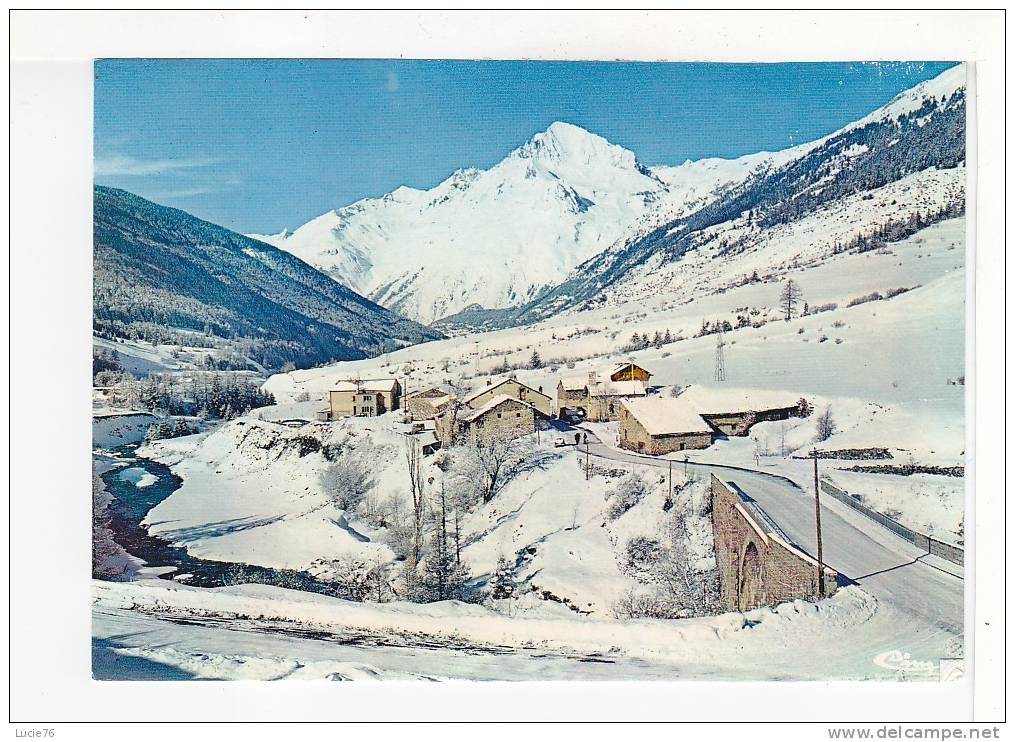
[710,474,838,612]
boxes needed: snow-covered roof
[559,375,590,391]
[331,378,399,393]
[428,394,453,409]
[621,397,713,436]
[677,385,801,414]
[592,379,646,398]
[460,394,537,422]
[462,377,549,404]
[405,386,447,399]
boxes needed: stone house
[403,387,451,421]
[462,377,552,417]
[436,394,536,447]
[326,378,401,420]
[617,386,810,455]
[618,397,714,454]
[557,368,648,422]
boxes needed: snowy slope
[251,122,757,324]
[511,65,966,324]
[263,216,966,536]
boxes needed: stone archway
[737,541,764,611]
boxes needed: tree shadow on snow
[156,515,285,543]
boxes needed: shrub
[625,536,662,567]
[847,291,884,307]
[605,473,650,520]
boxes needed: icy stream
[98,445,341,594]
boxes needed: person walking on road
[574,432,581,446]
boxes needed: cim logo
[873,650,964,681]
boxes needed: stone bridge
[710,474,838,612]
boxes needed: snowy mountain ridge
[252,65,966,327]
[250,122,766,325]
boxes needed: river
[97,444,343,595]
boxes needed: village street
[578,429,965,639]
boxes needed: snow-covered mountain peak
[252,69,965,326]
[512,121,638,170]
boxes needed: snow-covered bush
[624,536,662,568]
[321,452,375,511]
[383,515,416,562]
[605,472,650,520]
[308,555,389,602]
[612,587,685,620]
[847,291,884,307]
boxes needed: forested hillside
[93,186,442,370]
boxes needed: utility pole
[812,448,825,596]
[668,460,672,499]
[585,439,590,481]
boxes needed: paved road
[578,431,964,636]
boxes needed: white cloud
[145,187,216,199]
[94,154,219,177]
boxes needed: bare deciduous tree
[815,406,837,442]
[405,435,427,565]
[321,453,375,512]
[457,436,555,504]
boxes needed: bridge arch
[737,541,764,611]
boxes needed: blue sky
[94,59,958,234]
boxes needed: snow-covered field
[261,218,966,538]
[94,336,267,377]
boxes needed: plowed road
[581,434,964,635]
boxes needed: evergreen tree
[489,555,517,600]
[529,349,543,369]
[416,529,472,603]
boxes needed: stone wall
[710,474,837,612]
